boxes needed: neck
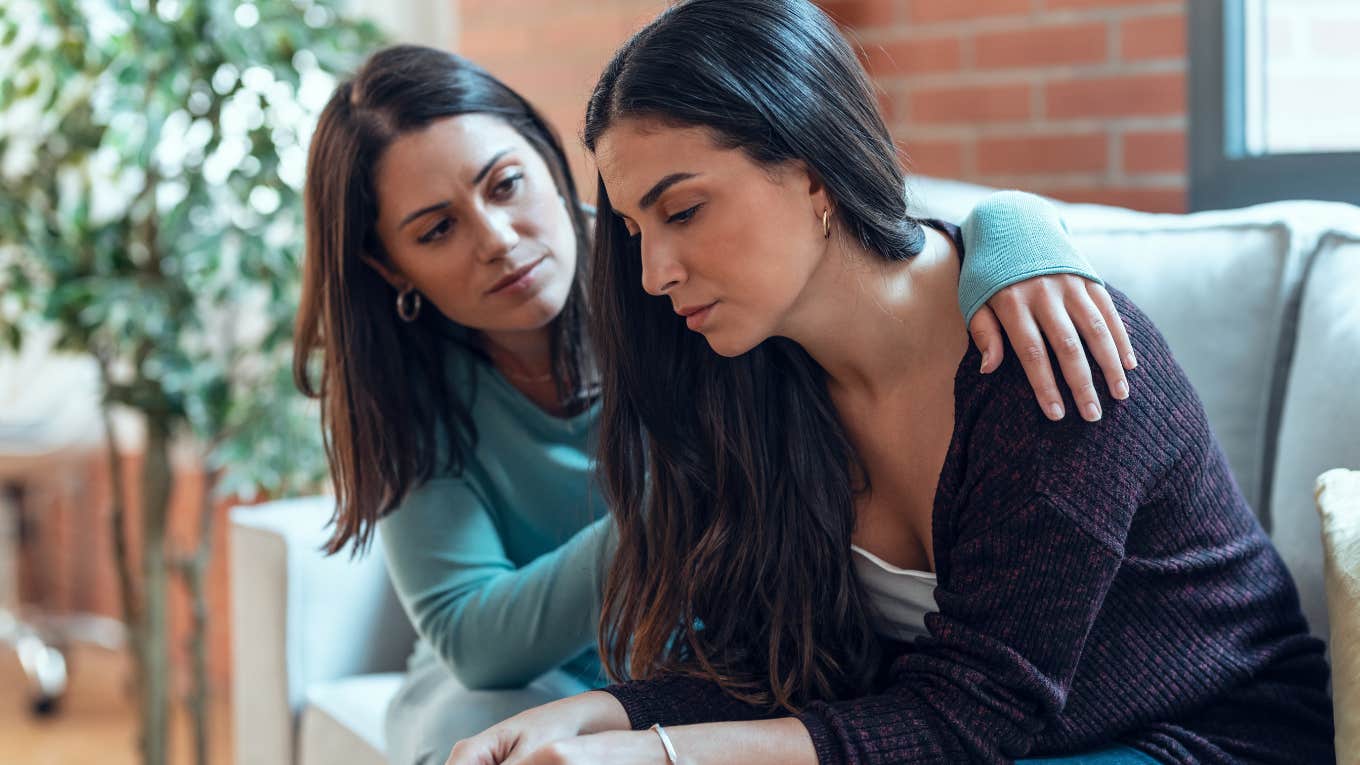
[481,325,554,381]
[778,225,967,401]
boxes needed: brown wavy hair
[294,45,593,555]
[585,0,926,711]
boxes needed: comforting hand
[970,274,1135,422]
[444,692,631,765]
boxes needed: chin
[702,328,762,358]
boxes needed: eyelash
[627,204,701,243]
[492,173,523,201]
[668,204,701,225]
[418,218,452,244]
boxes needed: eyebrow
[638,172,698,211]
[398,148,514,229]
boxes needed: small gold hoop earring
[822,209,832,239]
[396,287,422,323]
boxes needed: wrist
[573,690,632,734]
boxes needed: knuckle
[1060,335,1083,354]
[995,287,1026,310]
[1021,344,1047,363]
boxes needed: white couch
[230,178,1360,765]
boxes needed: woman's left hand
[970,274,1135,423]
[504,731,664,765]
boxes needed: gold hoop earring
[396,286,422,323]
[822,209,832,239]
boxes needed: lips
[486,255,546,295]
[675,301,718,331]
[675,302,715,318]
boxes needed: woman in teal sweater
[293,45,1136,765]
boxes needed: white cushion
[1315,469,1360,757]
[298,673,404,765]
[1271,233,1360,641]
[231,498,415,765]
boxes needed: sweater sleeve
[379,478,615,689]
[957,190,1102,324]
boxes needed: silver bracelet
[649,722,680,764]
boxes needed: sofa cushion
[1271,233,1360,642]
[1315,468,1360,756]
[298,672,404,765]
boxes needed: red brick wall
[830,0,1188,212]
[458,0,670,197]
[460,0,1188,213]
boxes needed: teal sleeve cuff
[957,190,1102,323]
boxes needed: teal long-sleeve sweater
[377,191,1100,691]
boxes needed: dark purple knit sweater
[603,227,1334,764]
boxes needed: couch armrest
[230,496,416,765]
[1317,469,1360,759]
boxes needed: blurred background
[1,1,1357,764]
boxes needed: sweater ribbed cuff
[957,190,1102,324]
[795,708,844,765]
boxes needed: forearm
[421,517,613,687]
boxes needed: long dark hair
[294,45,592,555]
[585,0,928,712]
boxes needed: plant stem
[140,417,174,765]
[174,466,220,765]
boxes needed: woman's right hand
[444,691,631,765]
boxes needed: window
[1190,0,1360,210]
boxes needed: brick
[911,82,1033,123]
[819,0,898,28]
[864,36,965,77]
[1123,129,1186,173]
[977,132,1108,174]
[900,137,968,178]
[908,0,1030,24]
[1043,0,1172,9]
[1046,73,1186,119]
[975,22,1108,69]
[1121,14,1186,61]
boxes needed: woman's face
[372,114,577,334]
[594,119,830,357]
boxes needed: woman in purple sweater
[443,1,1334,763]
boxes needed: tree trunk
[179,467,220,765]
[139,419,174,765]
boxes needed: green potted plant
[0,1,384,763]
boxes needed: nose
[640,237,685,296]
[471,206,519,264]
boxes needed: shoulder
[953,287,1206,509]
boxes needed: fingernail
[1046,403,1064,421]
[1125,351,1138,369]
[979,351,991,373]
[1115,379,1129,399]
[1084,402,1102,422]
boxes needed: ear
[795,161,832,217]
[360,254,407,291]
